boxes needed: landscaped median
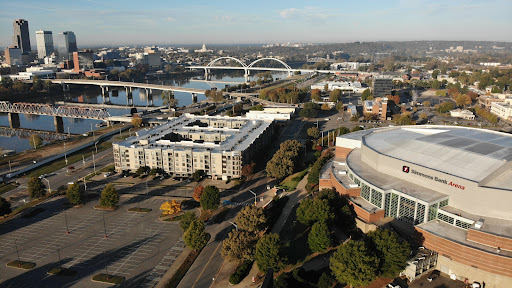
[91,273,125,285]
[47,267,77,277]
[128,207,152,213]
[6,260,36,270]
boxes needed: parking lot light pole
[64,210,70,234]
[14,238,20,263]
[103,213,108,238]
[249,190,257,206]
[103,250,109,278]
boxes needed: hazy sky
[1,0,511,47]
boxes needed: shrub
[66,183,84,205]
[229,260,253,284]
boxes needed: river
[0,71,289,152]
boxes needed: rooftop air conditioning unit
[475,220,484,229]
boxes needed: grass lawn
[0,182,19,195]
[279,205,312,265]
[128,207,152,213]
[91,273,125,284]
[6,260,36,270]
[165,250,199,288]
[47,267,77,276]
[26,141,112,178]
[279,168,309,191]
[165,233,210,288]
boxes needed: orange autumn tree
[193,185,204,202]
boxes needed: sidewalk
[212,174,310,287]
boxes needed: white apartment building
[113,114,274,180]
[491,102,512,121]
[311,81,367,93]
[449,109,475,120]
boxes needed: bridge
[0,101,111,133]
[0,127,70,141]
[48,79,206,105]
[187,57,343,82]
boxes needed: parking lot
[0,196,186,287]
[409,273,466,288]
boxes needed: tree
[321,103,331,110]
[131,115,143,127]
[255,233,286,272]
[179,211,198,231]
[296,198,334,225]
[366,229,411,277]
[329,89,342,102]
[436,101,455,113]
[66,182,84,205]
[32,75,43,91]
[241,163,256,179]
[336,101,344,112]
[266,154,295,179]
[99,184,119,208]
[419,113,428,120]
[330,241,379,288]
[200,185,220,211]
[209,90,225,104]
[28,177,46,199]
[432,69,440,80]
[317,272,335,288]
[311,89,322,101]
[235,206,267,232]
[221,230,257,261]
[324,83,329,92]
[308,221,332,253]
[392,113,414,125]
[192,170,204,182]
[307,127,320,139]
[29,134,43,149]
[193,185,204,202]
[0,196,12,215]
[299,108,317,118]
[435,90,447,97]
[431,79,441,89]
[161,90,179,117]
[361,89,373,101]
[184,219,208,251]
[422,101,431,107]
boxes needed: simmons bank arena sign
[402,166,466,190]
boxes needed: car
[38,174,48,179]
[427,270,440,282]
[103,172,112,178]
[387,284,401,288]
[67,181,75,185]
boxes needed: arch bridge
[197,57,300,82]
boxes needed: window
[428,203,438,221]
[361,183,370,201]
[456,219,472,230]
[399,197,416,224]
[439,199,448,208]
[370,189,382,208]
[437,212,454,225]
[415,203,426,224]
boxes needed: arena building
[319,125,512,287]
[113,114,273,179]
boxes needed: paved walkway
[212,174,310,288]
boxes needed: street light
[248,190,257,206]
[64,142,68,165]
[228,221,238,231]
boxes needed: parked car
[103,172,113,178]
[427,270,440,282]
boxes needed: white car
[104,172,113,178]
[67,182,75,185]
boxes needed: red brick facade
[416,227,512,278]
[349,200,385,223]
[467,229,512,252]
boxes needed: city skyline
[1,0,512,47]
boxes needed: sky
[1,0,511,47]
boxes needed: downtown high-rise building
[35,30,54,59]
[13,19,31,54]
[57,31,77,60]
